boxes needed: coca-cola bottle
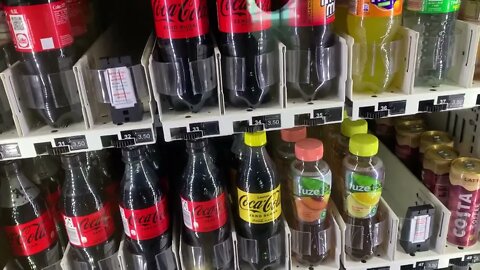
[145,144,169,193]
[4,0,81,127]
[60,153,117,269]
[216,0,277,108]
[180,139,233,269]
[150,0,217,113]
[0,160,61,270]
[66,0,90,57]
[119,146,172,270]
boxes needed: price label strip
[367,267,390,270]
[54,136,88,152]
[464,253,480,264]
[0,143,21,159]
[251,114,282,130]
[359,100,406,119]
[294,107,343,126]
[400,260,439,270]
[170,121,220,140]
[419,94,465,112]
[120,129,154,144]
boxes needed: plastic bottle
[334,0,349,33]
[281,0,336,100]
[0,161,61,269]
[403,0,460,86]
[236,131,282,269]
[289,138,332,265]
[343,134,385,261]
[4,0,82,127]
[61,153,117,269]
[347,0,402,93]
[216,0,277,108]
[119,146,172,270]
[181,139,233,269]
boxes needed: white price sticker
[105,67,137,109]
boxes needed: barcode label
[10,15,25,31]
[63,216,81,246]
[181,198,193,230]
[409,214,431,243]
[104,67,137,109]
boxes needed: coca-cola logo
[7,223,47,246]
[128,211,165,227]
[194,203,224,217]
[219,0,271,17]
[152,0,208,23]
[79,214,109,231]
[239,189,280,213]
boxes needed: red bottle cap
[295,139,324,162]
[281,127,307,142]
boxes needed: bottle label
[285,0,335,27]
[345,172,382,218]
[3,211,58,256]
[447,185,480,246]
[62,205,115,248]
[349,0,403,17]
[150,0,210,39]
[181,192,228,232]
[119,197,170,241]
[66,0,88,37]
[406,0,460,13]
[293,172,332,222]
[237,185,281,224]
[5,1,74,53]
[217,0,272,33]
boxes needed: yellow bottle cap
[244,131,267,147]
[341,118,368,138]
[349,134,379,157]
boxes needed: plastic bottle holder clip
[152,56,217,97]
[238,233,283,265]
[345,219,386,251]
[286,43,339,99]
[222,50,278,94]
[182,236,234,269]
[21,70,81,110]
[290,225,332,257]
[71,254,121,270]
[121,244,177,270]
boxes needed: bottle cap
[281,127,307,143]
[349,134,379,157]
[341,118,368,138]
[244,131,267,147]
[295,138,324,162]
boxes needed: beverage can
[447,157,480,246]
[393,115,425,128]
[419,131,454,157]
[394,122,426,163]
[422,145,458,205]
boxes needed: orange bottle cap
[281,127,307,143]
[295,138,324,162]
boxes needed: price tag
[437,94,465,109]
[0,143,20,159]
[189,121,220,136]
[120,129,154,144]
[251,114,281,129]
[401,260,439,270]
[464,253,480,264]
[418,100,447,112]
[359,100,406,118]
[295,107,343,126]
[54,136,88,151]
[367,267,390,270]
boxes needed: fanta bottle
[334,0,349,33]
[347,0,403,93]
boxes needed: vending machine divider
[397,27,419,95]
[0,64,25,136]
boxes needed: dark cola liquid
[5,0,81,128]
[181,140,232,269]
[120,147,172,270]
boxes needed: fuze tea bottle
[289,138,332,265]
[236,130,282,270]
[343,134,385,261]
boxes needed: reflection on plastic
[122,245,177,270]
[345,220,385,250]
[182,236,233,270]
[40,260,62,270]
[291,226,331,256]
[71,253,121,270]
[91,65,149,104]
[153,56,217,96]
[238,233,281,264]
[21,70,81,110]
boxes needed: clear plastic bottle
[343,134,385,261]
[289,138,332,265]
[403,0,460,86]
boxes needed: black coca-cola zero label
[151,0,209,39]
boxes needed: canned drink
[422,145,458,205]
[393,115,425,128]
[419,131,454,162]
[395,122,426,172]
[374,118,395,148]
[447,158,480,247]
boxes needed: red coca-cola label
[5,1,74,53]
[217,0,272,33]
[286,0,335,27]
[3,211,57,256]
[62,205,115,248]
[66,0,88,37]
[181,193,228,232]
[120,197,170,240]
[151,0,210,39]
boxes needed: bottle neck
[2,161,21,177]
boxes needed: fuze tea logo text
[346,173,382,218]
[238,185,281,224]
